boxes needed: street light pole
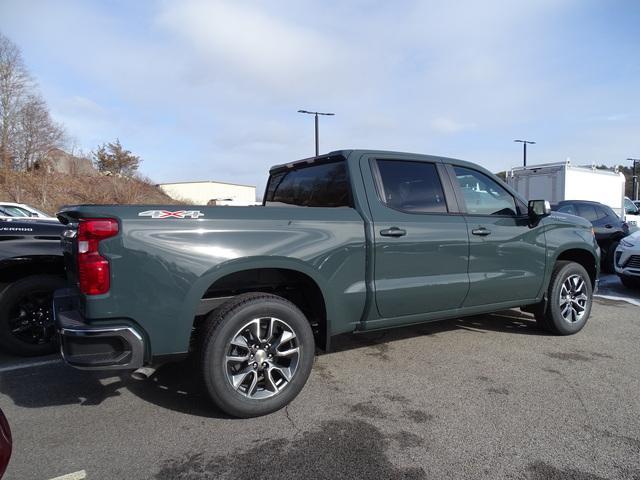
[315,114,319,157]
[514,139,536,167]
[298,110,335,157]
[627,158,640,201]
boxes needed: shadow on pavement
[329,308,543,354]
[0,366,127,408]
[125,361,231,419]
[0,358,229,418]
[0,309,543,417]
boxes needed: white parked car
[615,230,640,288]
[0,202,57,221]
[624,197,640,232]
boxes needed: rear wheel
[199,292,315,418]
[0,275,67,356]
[535,261,593,335]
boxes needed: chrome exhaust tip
[131,366,157,381]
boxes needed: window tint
[375,160,447,213]
[576,204,598,222]
[557,204,577,215]
[594,206,610,221]
[625,197,639,214]
[264,161,351,207]
[2,206,29,217]
[453,166,517,216]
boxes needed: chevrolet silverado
[54,150,599,417]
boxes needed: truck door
[448,165,546,307]
[362,156,470,318]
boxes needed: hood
[624,229,640,243]
[546,211,592,229]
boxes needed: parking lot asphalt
[1,293,640,479]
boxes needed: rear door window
[557,204,577,216]
[374,160,448,213]
[594,206,610,222]
[264,161,351,207]
[576,204,598,222]
[625,197,639,214]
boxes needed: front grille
[625,255,640,269]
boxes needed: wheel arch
[554,248,598,287]
[0,256,65,284]
[187,258,331,351]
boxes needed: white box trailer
[507,160,626,217]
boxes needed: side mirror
[528,199,551,225]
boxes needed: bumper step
[54,289,145,370]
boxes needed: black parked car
[0,218,67,356]
[553,200,629,272]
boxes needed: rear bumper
[53,289,145,370]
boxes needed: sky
[1,0,639,196]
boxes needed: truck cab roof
[269,149,480,174]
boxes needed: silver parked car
[615,230,640,288]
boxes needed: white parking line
[595,294,640,307]
[48,470,87,480]
[0,358,61,373]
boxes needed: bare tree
[1,33,65,172]
[14,94,65,170]
[0,33,31,170]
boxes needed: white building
[158,180,257,206]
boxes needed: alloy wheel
[225,317,300,399]
[8,290,55,345]
[559,274,589,323]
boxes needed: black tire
[535,261,593,335]
[199,292,315,418]
[0,275,67,356]
[603,241,619,274]
[620,275,640,289]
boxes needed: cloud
[156,0,358,97]
[1,0,638,186]
[430,117,476,134]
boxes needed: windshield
[0,206,30,217]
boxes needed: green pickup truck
[54,150,599,417]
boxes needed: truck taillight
[77,218,119,295]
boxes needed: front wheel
[535,261,593,335]
[199,292,315,418]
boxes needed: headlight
[620,238,635,248]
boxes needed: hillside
[0,169,182,215]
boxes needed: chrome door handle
[472,228,491,236]
[380,227,407,237]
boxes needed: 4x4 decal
[138,210,204,219]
